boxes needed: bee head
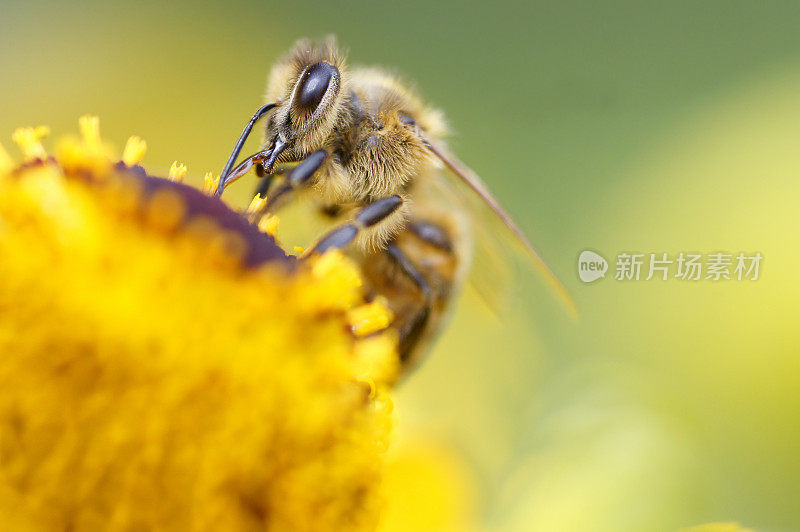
[262,37,347,170]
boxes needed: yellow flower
[378,437,478,532]
[348,297,394,338]
[0,119,398,530]
[11,125,49,161]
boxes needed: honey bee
[215,37,574,372]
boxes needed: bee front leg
[309,195,405,254]
[250,150,328,218]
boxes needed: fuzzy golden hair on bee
[339,75,431,199]
[348,67,447,138]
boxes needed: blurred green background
[2,1,800,530]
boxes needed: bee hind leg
[306,198,435,364]
[385,242,432,363]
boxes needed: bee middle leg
[248,150,328,218]
[309,195,405,254]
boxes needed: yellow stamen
[202,172,219,195]
[347,297,393,337]
[55,136,112,178]
[246,194,268,216]
[354,332,400,386]
[257,213,280,236]
[55,118,114,177]
[312,249,344,278]
[122,136,147,166]
[78,115,101,148]
[12,126,49,162]
[293,246,305,255]
[168,161,187,183]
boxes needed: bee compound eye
[295,62,338,112]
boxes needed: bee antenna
[216,103,278,196]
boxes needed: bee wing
[422,137,577,318]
